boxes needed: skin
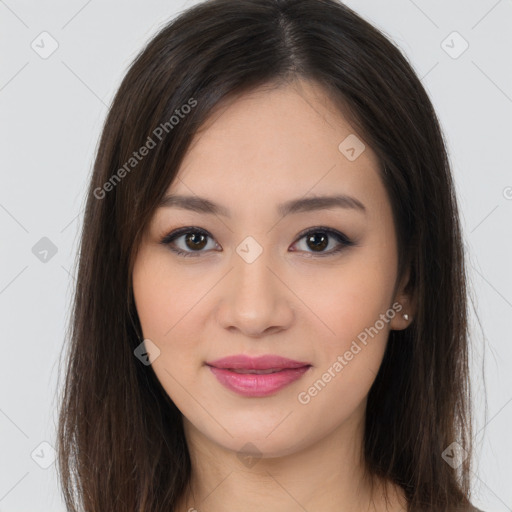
[132,78,415,512]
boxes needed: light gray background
[1,0,511,510]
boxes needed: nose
[214,249,295,338]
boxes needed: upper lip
[206,354,311,370]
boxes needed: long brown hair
[56,0,477,510]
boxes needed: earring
[402,313,410,321]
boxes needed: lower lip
[207,365,311,397]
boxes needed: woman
[56,0,484,510]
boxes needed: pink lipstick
[206,355,311,397]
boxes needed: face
[132,79,413,458]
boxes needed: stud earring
[402,313,410,321]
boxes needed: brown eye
[160,227,218,257]
[290,227,354,257]
[305,232,329,252]
[183,232,208,251]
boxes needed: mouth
[205,354,312,397]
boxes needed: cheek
[308,241,397,387]
[132,248,204,342]
[294,271,394,431]
[132,255,169,340]
[316,256,395,343]
[132,249,206,403]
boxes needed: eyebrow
[158,193,367,218]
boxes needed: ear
[389,265,416,331]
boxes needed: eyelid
[159,225,355,258]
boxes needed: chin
[190,415,313,461]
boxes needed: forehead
[169,80,385,214]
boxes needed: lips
[206,354,312,397]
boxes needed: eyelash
[159,226,355,258]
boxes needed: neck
[174,404,405,512]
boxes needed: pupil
[308,232,328,251]
[186,233,207,250]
